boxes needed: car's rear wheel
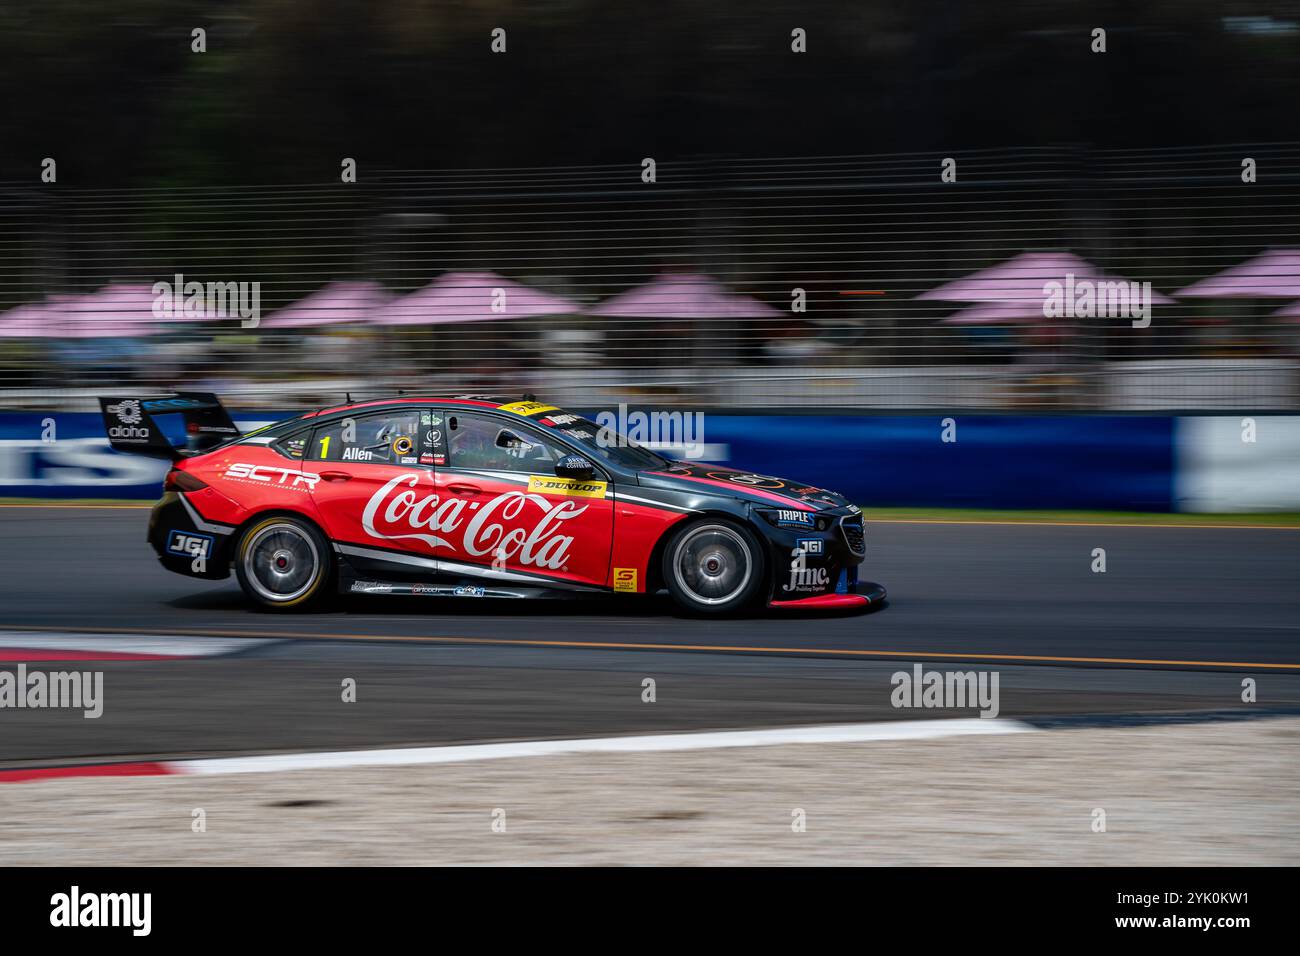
[234,515,331,611]
[662,518,766,615]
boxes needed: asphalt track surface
[1,507,1298,767]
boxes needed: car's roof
[303,394,543,419]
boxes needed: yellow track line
[1,623,1296,670]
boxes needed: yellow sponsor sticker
[498,400,560,416]
[613,567,638,592]
[527,475,607,498]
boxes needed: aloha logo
[108,424,151,442]
[106,402,150,442]
[107,400,143,425]
[362,473,587,570]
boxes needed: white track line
[175,719,1036,776]
[0,631,277,657]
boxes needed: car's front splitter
[768,581,886,611]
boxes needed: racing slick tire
[234,515,333,611]
[662,517,767,615]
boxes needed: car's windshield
[537,411,672,471]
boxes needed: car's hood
[639,461,852,511]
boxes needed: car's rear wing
[98,392,242,461]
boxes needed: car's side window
[447,413,571,474]
[272,428,311,460]
[308,409,422,465]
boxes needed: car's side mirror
[555,454,595,481]
[495,428,526,450]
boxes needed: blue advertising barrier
[0,411,283,500]
[704,415,1177,512]
[0,410,1179,510]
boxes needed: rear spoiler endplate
[98,392,241,461]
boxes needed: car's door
[303,406,440,568]
[433,409,614,588]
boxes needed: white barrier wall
[1175,416,1300,512]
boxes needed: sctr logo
[224,463,319,490]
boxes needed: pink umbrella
[263,280,390,329]
[940,299,1051,325]
[0,291,163,338]
[374,271,578,326]
[0,296,75,338]
[52,285,170,338]
[1176,249,1300,298]
[919,252,1174,311]
[919,252,1100,304]
[589,273,784,319]
[1272,299,1300,322]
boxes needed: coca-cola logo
[362,473,588,570]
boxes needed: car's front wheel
[234,515,332,611]
[662,518,767,615]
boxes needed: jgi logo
[166,530,213,559]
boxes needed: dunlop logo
[527,475,607,498]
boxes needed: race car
[98,392,886,615]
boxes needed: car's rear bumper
[148,492,233,579]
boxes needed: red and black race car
[98,392,885,615]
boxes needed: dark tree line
[2,0,1299,186]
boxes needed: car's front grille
[840,515,866,556]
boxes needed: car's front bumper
[753,505,873,605]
